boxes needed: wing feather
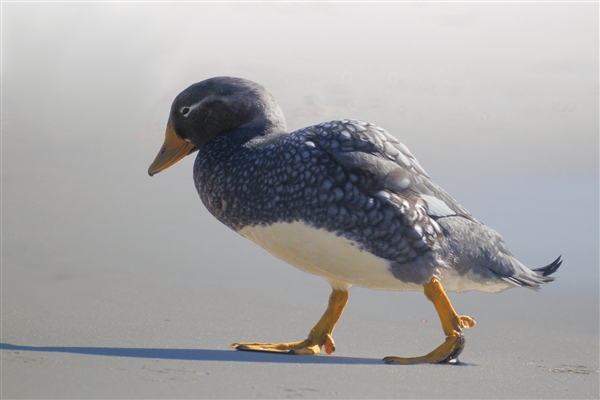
[309,119,474,221]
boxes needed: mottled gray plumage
[169,76,561,289]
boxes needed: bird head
[148,76,285,176]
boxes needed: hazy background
[2,2,598,398]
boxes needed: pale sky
[4,2,598,176]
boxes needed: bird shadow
[0,343,379,365]
[0,343,473,366]
[0,343,472,366]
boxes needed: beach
[2,234,598,398]
[2,3,598,398]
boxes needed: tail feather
[532,255,563,277]
[501,255,563,289]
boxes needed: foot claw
[324,334,335,355]
[383,333,466,365]
[459,315,476,329]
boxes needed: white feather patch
[421,194,456,218]
[239,221,509,293]
[239,221,421,291]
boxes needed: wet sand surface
[2,2,598,398]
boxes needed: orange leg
[384,277,475,364]
[231,288,348,355]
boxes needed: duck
[148,76,561,364]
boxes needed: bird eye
[181,107,190,116]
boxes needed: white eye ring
[181,107,190,116]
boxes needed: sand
[2,2,598,398]
[2,249,598,398]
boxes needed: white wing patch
[421,194,456,218]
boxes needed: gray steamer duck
[149,76,561,364]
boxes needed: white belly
[239,221,422,291]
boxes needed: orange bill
[148,123,196,176]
